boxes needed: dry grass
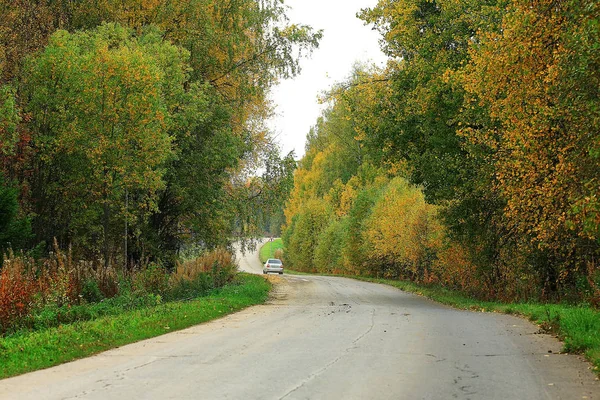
[172,247,237,288]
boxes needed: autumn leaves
[283,0,599,301]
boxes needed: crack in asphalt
[278,308,377,400]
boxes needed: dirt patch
[263,275,290,304]
[265,274,284,284]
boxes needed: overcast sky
[268,0,387,159]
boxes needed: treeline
[0,1,320,266]
[283,0,599,302]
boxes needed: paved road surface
[0,243,598,399]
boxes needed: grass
[0,273,270,379]
[259,238,284,263]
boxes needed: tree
[0,173,31,252]
[0,84,19,156]
[364,177,443,280]
[23,24,176,264]
[1,1,321,265]
[463,0,600,293]
[284,198,332,272]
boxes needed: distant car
[263,258,284,275]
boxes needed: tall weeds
[0,244,239,335]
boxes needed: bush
[81,279,103,303]
[314,217,349,274]
[0,173,33,253]
[273,248,284,261]
[133,263,169,296]
[364,177,444,280]
[343,186,382,275]
[284,198,333,272]
[0,245,240,335]
[169,248,237,298]
[0,256,36,332]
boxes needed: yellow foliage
[364,177,443,280]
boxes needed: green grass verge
[259,238,284,263]
[0,273,270,379]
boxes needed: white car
[263,258,284,275]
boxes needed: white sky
[268,0,387,159]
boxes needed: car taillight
[266,264,270,268]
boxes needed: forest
[0,0,319,333]
[0,0,319,265]
[282,0,600,302]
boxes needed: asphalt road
[0,244,598,399]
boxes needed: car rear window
[267,259,282,264]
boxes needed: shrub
[132,263,169,296]
[81,279,103,303]
[0,254,36,333]
[285,198,333,272]
[0,245,239,335]
[170,248,237,298]
[273,248,284,261]
[314,217,349,274]
[364,177,444,281]
[343,186,382,275]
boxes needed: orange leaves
[463,0,599,257]
[0,257,36,332]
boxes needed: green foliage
[363,177,443,280]
[0,273,270,379]
[284,198,333,272]
[80,279,103,304]
[283,16,599,299]
[0,85,20,155]
[231,147,298,250]
[0,246,239,336]
[23,24,175,261]
[0,174,32,252]
[314,218,349,274]
[284,0,600,301]
[283,67,449,280]
[1,1,321,268]
[460,0,600,293]
[133,264,170,297]
[343,186,382,275]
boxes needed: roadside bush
[585,262,600,307]
[273,248,284,262]
[314,217,349,274]
[170,248,237,298]
[0,245,240,335]
[0,255,37,332]
[284,198,333,272]
[364,177,444,280]
[81,279,103,303]
[432,242,482,292]
[30,291,162,331]
[343,186,382,275]
[133,263,170,296]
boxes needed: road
[0,244,598,399]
